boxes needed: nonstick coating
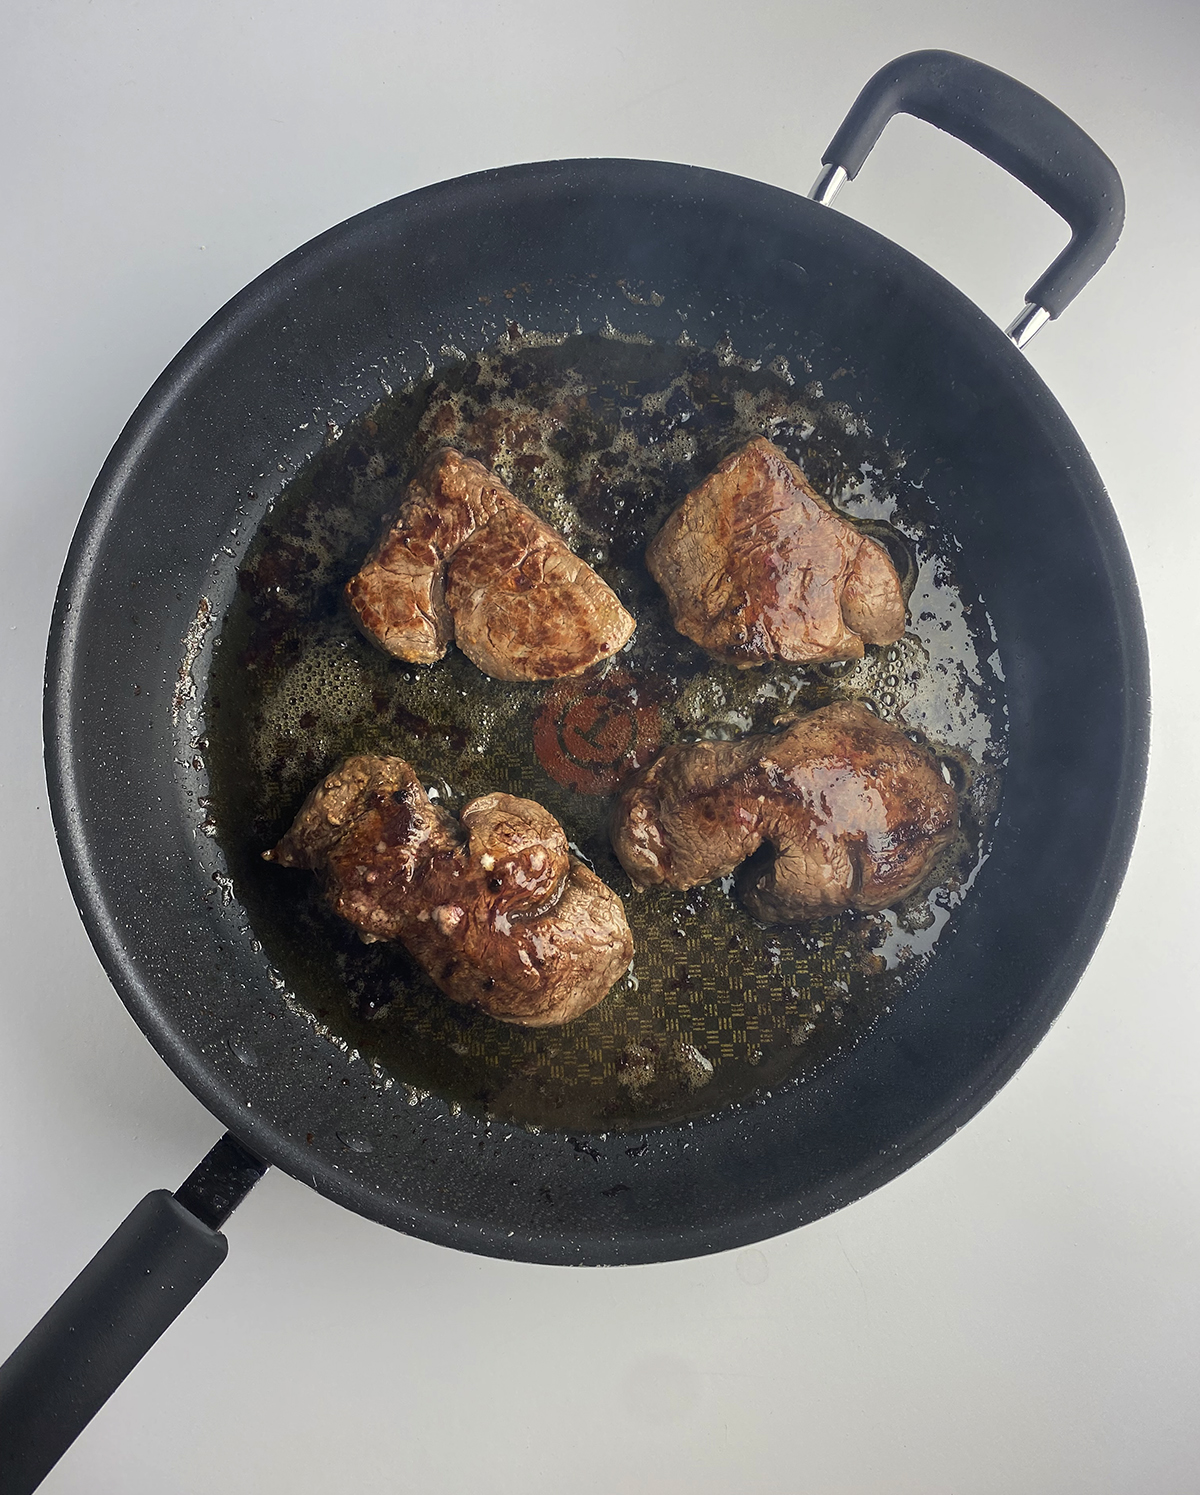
[46,159,1148,1265]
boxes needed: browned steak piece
[646,437,906,667]
[346,448,635,680]
[611,702,957,921]
[446,501,635,682]
[267,755,633,1026]
[344,449,505,665]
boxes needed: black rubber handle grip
[0,1136,266,1493]
[0,1193,226,1494]
[821,49,1124,316]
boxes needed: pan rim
[43,156,1150,1263]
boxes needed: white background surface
[3,2,1199,1491]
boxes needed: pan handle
[0,1134,267,1494]
[809,49,1124,346]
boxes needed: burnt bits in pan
[204,331,1006,1132]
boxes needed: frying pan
[0,50,1147,1493]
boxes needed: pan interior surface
[46,160,1148,1261]
[206,331,1005,1132]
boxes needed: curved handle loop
[811,50,1124,344]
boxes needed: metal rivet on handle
[808,163,848,206]
[1006,303,1052,349]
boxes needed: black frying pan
[0,51,1147,1493]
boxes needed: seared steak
[346,449,635,681]
[646,437,906,667]
[267,755,633,1026]
[611,702,957,921]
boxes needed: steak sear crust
[346,448,635,680]
[646,437,906,667]
[611,702,958,921]
[267,755,633,1026]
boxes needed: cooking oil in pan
[205,332,1006,1131]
